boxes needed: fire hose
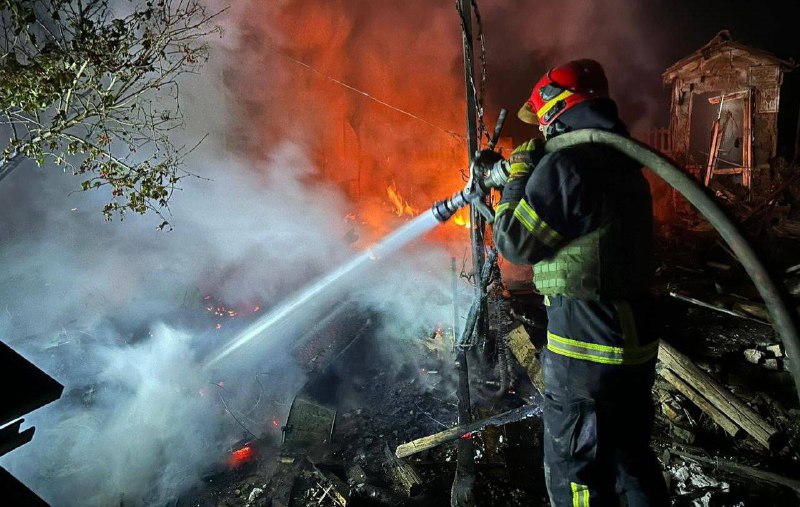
[431,128,800,403]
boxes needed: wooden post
[459,0,486,342]
[454,2,479,503]
[451,257,460,340]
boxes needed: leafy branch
[0,0,225,225]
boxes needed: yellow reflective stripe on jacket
[494,201,515,221]
[537,89,573,121]
[547,331,659,365]
[571,482,589,507]
[513,199,563,249]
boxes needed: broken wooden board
[659,368,743,438]
[395,404,541,459]
[505,325,544,393]
[658,341,780,449]
[383,444,424,497]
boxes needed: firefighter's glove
[508,139,546,182]
[473,149,504,174]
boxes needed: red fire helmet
[518,59,610,126]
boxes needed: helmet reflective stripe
[535,89,573,123]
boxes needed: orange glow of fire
[227,3,520,251]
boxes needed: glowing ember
[272,419,280,428]
[227,444,256,468]
[386,181,418,217]
[203,295,261,322]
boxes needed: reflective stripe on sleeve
[513,199,563,249]
[494,201,513,220]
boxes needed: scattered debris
[668,448,800,496]
[744,343,788,371]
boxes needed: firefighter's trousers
[541,295,669,506]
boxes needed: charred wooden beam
[659,368,742,438]
[383,444,424,497]
[658,341,780,449]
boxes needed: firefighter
[489,59,669,506]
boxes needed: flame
[386,181,418,217]
[452,209,471,229]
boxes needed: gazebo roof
[663,30,795,83]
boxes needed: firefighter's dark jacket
[493,100,654,300]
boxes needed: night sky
[486,0,800,158]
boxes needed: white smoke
[0,6,454,505]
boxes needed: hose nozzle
[431,190,468,223]
[431,187,496,224]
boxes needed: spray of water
[205,210,441,367]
